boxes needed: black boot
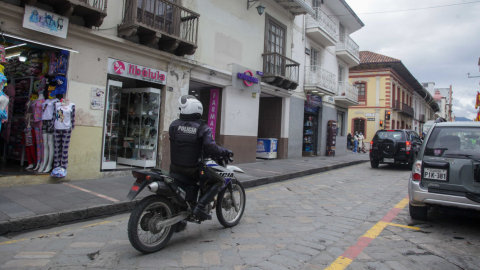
[175,220,187,232]
[194,184,221,220]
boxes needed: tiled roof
[360,51,401,64]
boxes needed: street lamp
[247,0,266,16]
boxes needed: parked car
[408,120,480,220]
[369,129,423,168]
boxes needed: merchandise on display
[103,86,160,169]
[51,99,75,178]
[0,46,70,175]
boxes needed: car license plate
[424,168,447,181]
[384,158,394,163]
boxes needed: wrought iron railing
[337,34,360,59]
[122,0,199,45]
[419,114,425,123]
[78,0,108,11]
[306,8,338,41]
[262,52,300,83]
[337,81,359,103]
[395,100,414,117]
[304,66,336,94]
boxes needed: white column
[375,108,380,131]
[375,76,380,106]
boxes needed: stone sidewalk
[0,153,369,235]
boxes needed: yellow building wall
[347,73,394,145]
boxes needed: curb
[0,159,368,235]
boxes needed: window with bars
[355,83,366,100]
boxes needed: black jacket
[169,116,227,167]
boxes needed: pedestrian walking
[358,132,365,153]
[352,131,359,154]
[347,133,352,150]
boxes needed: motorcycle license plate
[424,168,447,181]
[383,158,394,163]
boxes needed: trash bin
[256,138,278,159]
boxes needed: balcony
[262,53,300,90]
[419,114,425,123]
[335,81,359,108]
[118,0,199,56]
[336,35,360,66]
[305,8,337,47]
[393,100,414,118]
[22,0,108,28]
[304,66,336,95]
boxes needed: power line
[328,1,480,17]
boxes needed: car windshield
[373,131,405,141]
[425,127,480,159]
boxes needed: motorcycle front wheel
[216,179,246,228]
[128,195,176,254]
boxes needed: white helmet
[179,95,203,117]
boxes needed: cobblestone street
[1,163,480,269]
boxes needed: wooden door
[258,97,282,139]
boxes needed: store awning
[2,33,79,53]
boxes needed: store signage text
[237,70,259,87]
[367,118,375,121]
[107,59,166,85]
[231,63,261,92]
[365,113,375,117]
[208,89,220,140]
[23,5,69,39]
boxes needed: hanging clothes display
[21,126,36,168]
[32,98,46,169]
[52,101,75,176]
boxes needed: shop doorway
[257,94,283,159]
[0,39,72,176]
[101,74,164,171]
[188,81,223,140]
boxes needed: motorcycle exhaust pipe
[147,182,159,193]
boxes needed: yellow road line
[325,256,353,270]
[324,196,414,270]
[386,222,420,230]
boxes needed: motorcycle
[126,155,246,254]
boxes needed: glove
[226,150,234,158]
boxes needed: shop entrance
[188,81,222,140]
[101,75,163,171]
[257,94,283,159]
[0,39,72,176]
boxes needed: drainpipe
[302,15,305,41]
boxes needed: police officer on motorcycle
[169,95,233,221]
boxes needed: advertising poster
[91,87,105,110]
[23,5,69,38]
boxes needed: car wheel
[409,203,427,221]
[371,159,379,168]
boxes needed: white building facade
[289,0,364,157]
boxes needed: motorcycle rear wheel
[128,195,176,254]
[216,179,246,228]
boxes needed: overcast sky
[347,0,480,119]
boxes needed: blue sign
[256,71,264,76]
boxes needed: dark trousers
[170,163,224,186]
